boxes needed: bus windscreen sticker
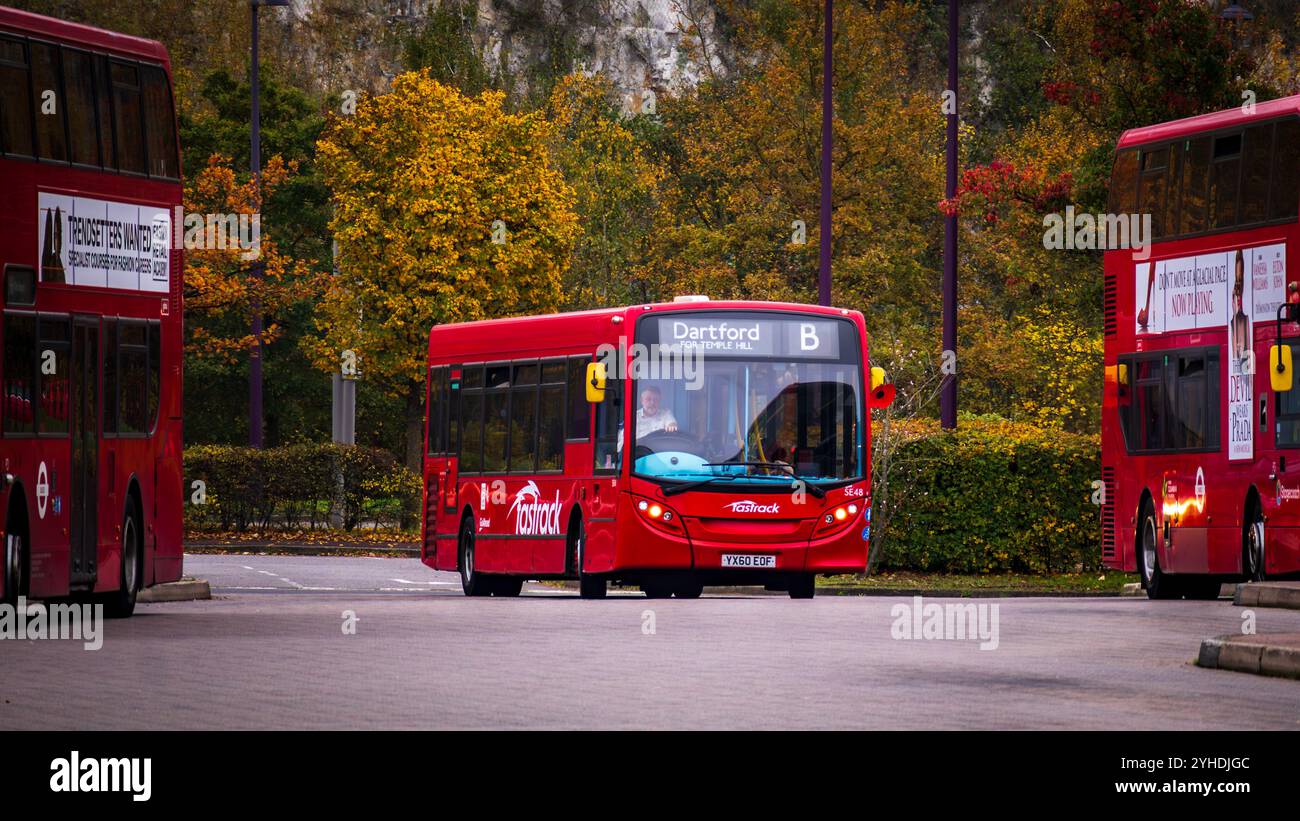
[37,192,170,293]
[1135,243,1285,461]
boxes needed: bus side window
[29,41,68,163]
[0,35,34,157]
[1277,339,1300,447]
[594,377,623,472]
[109,60,145,175]
[37,314,71,435]
[566,356,591,440]
[140,63,177,179]
[62,47,99,166]
[2,312,37,434]
[1270,120,1300,221]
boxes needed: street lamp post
[818,0,833,307]
[941,0,958,429]
[248,0,290,448]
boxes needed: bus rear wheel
[675,579,704,599]
[102,497,141,618]
[459,517,493,597]
[1138,500,1180,600]
[3,512,26,608]
[1244,508,1266,582]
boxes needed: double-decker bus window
[566,356,591,440]
[118,321,148,434]
[30,41,67,162]
[93,54,114,169]
[0,35,33,157]
[1179,137,1211,235]
[148,321,160,428]
[1120,351,1218,452]
[538,362,565,470]
[460,365,484,473]
[509,361,537,473]
[1108,149,1138,216]
[141,64,177,179]
[1270,119,1300,221]
[62,47,98,166]
[1240,123,1273,226]
[1276,343,1300,447]
[1162,143,1183,238]
[102,318,117,433]
[1138,147,1168,239]
[1209,133,1241,230]
[110,60,144,174]
[2,312,37,434]
[37,315,70,435]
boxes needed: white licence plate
[721,554,777,568]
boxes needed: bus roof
[1117,94,1300,149]
[0,6,170,64]
[428,299,863,342]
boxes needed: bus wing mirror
[1271,344,1293,393]
[585,361,607,403]
[869,367,895,408]
[870,366,886,391]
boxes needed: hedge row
[184,444,422,532]
[871,417,1101,574]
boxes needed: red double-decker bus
[422,298,894,598]
[1102,95,1300,598]
[0,7,183,616]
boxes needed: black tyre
[3,506,26,608]
[1138,498,1180,600]
[459,516,493,597]
[642,581,674,599]
[674,579,704,599]
[1183,578,1225,600]
[788,573,816,599]
[1243,505,1266,582]
[571,518,606,599]
[492,576,524,597]
[103,497,141,618]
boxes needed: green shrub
[184,443,420,533]
[872,417,1100,574]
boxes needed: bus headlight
[815,502,861,536]
[635,497,683,533]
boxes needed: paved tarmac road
[2,554,1297,730]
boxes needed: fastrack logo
[724,499,780,514]
[508,480,563,536]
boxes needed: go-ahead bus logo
[508,480,563,536]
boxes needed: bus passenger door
[585,376,624,572]
[68,317,98,588]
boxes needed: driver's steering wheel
[633,429,700,460]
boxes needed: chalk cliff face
[286,0,727,97]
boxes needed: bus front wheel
[788,573,816,599]
[571,518,606,599]
[1138,500,1179,600]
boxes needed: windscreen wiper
[661,475,738,496]
[701,462,828,498]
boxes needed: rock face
[478,0,727,94]
[287,0,727,98]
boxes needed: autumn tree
[312,70,579,469]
